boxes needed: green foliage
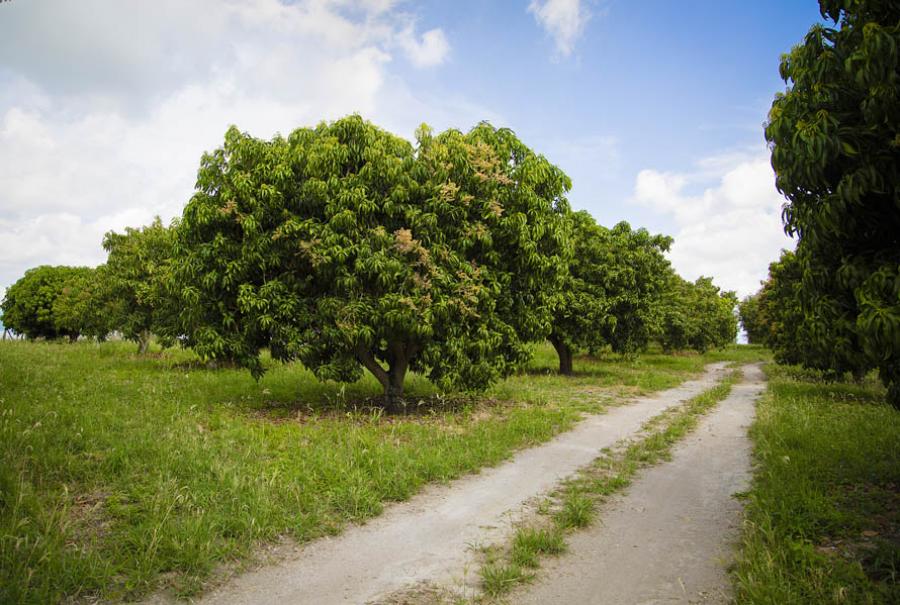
[103,217,177,353]
[738,292,767,344]
[599,222,673,355]
[766,0,900,405]
[175,115,571,399]
[549,211,672,373]
[0,265,92,340]
[755,250,870,378]
[659,275,738,353]
[51,266,115,340]
[756,251,808,367]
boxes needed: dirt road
[513,363,764,604]
[159,363,728,605]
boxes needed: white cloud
[528,0,590,56]
[397,26,451,67]
[0,0,474,295]
[631,149,795,298]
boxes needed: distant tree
[766,0,900,404]
[599,222,674,356]
[549,213,673,374]
[52,266,115,340]
[758,249,870,378]
[174,116,571,403]
[660,275,738,353]
[103,217,176,353]
[1,266,88,340]
[738,292,768,344]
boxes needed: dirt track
[150,363,728,605]
[513,363,764,604]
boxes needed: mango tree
[660,275,738,353]
[766,0,900,404]
[1,266,88,340]
[550,212,672,374]
[737,292,767,345]
[103,217,176,353]
[52,266,115,340]
[175,116,571,403]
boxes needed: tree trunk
[550,335,574,376]
[137,330,151,354]
[356,342,417,408]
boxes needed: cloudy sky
[0,0,822,300]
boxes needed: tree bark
[137,330,151,354]
[550,335,574,376]
[356,341,418,408]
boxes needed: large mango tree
[174,116,571,403]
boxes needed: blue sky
[0,0,824,299]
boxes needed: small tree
[550,212,672,374]
[52,266,115,340]
[103,217,176,353]
[175,116,571,403]
[598,222,673,357]
[738,292,768,344]
[660,275,738,353]
[1,266,88,340]
[758,249,869,378]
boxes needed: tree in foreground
[175,116,571,403]
[103,217,176,353]
[1,266,90,340]
[549,212,672,374]
[766,0,900,405]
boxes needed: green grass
[473,369,744,601]
[734,364,900,605]
[0,340,766,604]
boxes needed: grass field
[0,340,764,604]
[734,365,900,604]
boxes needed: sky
[0,0,825,301]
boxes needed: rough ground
[514,363,765,605]
[150,363,728,605]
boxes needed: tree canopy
[1,266,91,340]
[549,212,673,374]
[103,217,176,353]
[766,0,900,404]
[51,266,114,341]
[659,275,738,354]
[738,293,767,345]
[175,116,571,401]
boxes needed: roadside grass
[734,364,900,604]
[0,341,764,604]
[475,369,744,601]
